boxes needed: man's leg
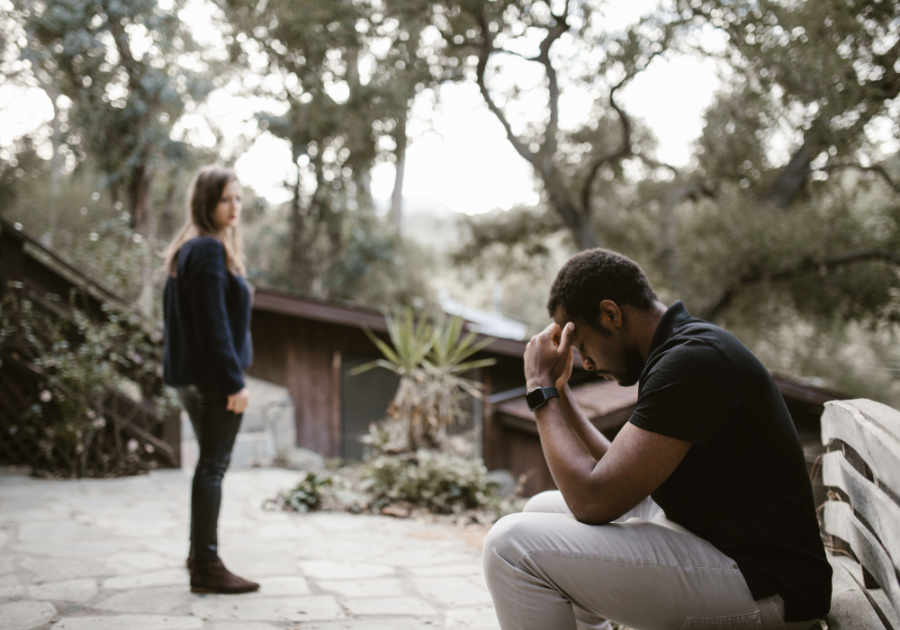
[484,491,762,630]
[514,491,663,630]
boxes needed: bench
[819,399,900,629]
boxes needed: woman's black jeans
[177,383,243,562]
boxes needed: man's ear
[598,300,623,330]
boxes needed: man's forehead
[552,306,583,336]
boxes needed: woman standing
[162,166,258,594]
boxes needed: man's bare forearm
[533,398,602,518]
[559,383,612,460]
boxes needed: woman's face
[212,179,242,233]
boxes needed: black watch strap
[526,386,560,412]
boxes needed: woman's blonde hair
[163,166,246,277]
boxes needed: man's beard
[609,347,645,387]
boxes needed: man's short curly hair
[546,249,658,329]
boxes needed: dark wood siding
[248,311,404,456]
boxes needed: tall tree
[418,0,686,250]
[17,0,211,236]
[224,0,438,294]
[449,0,900,327]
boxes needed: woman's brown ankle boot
[190,558,259,594]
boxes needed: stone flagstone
[0,600,57,630]
[203,623,282,630]
[256,575,311,596]
[0,583,25,597]
[413,576,495,607]
[93,585,194,614]
[445,606,502,629]
[344,595,439,616]
[50,614,202,630]
[102,569,190,590]
[0,467,501,629]
[20,557,109,582]
[298,559,395,580]
[26,578,98,603]
[317,577,405,598]
[301,619,441,630]
[191,594,342,622]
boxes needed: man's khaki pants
[483,491,817,630]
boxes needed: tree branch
[580,81,632,212]
[817,163,900,194]
[475,12,535,167]
[535,5,569,160]
[106,14,143,95]
[699,250,900,322]
[579,13,686,212]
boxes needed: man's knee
[484,511,549,579]
[523,490,570,514]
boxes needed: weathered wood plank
[822,400,900,498]
[824,501,900,617]
[825,554,892,630]
[823,451,900,574]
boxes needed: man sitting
[483,248,831,630]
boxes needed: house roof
[252,286,529,359]
[0,216,122,305]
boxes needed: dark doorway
[340,355,400,460]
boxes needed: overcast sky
[0,0,724,215]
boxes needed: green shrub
[0,286,178,477]
[363,450,500,514]
[265,471,333,513]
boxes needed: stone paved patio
[0,466,500,630]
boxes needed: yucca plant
[352,308,497,451]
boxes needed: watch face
[525,388,546,410]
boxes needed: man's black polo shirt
[629,302,831,622]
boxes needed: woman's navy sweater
[163,236,252,395]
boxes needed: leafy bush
[353,308,497,450]
[0,285,177,477]
[363,450,500,514]
[265,471,333,513]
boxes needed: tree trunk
[391,119,407,231]
[48,99,62,196]
[129,163,155,236]
[356,167,373,212]
[545,178,599,250]
[288,169,312,294]
[157,180,178,240]
[764,138,824,210]
[22,34,62,195]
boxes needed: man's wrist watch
[526,386,560,412]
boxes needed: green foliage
[353,308,497,450]
[13,0,213,229]
[265,471,333,514]
[355,308,435,377]
[321,214,434,308]
[452,206,567,280]
[0,286,177,476]
[242,206,434,310]
[363,450,500,514]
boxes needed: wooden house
[248,288,529,459]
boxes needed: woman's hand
[226,387,250,414]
